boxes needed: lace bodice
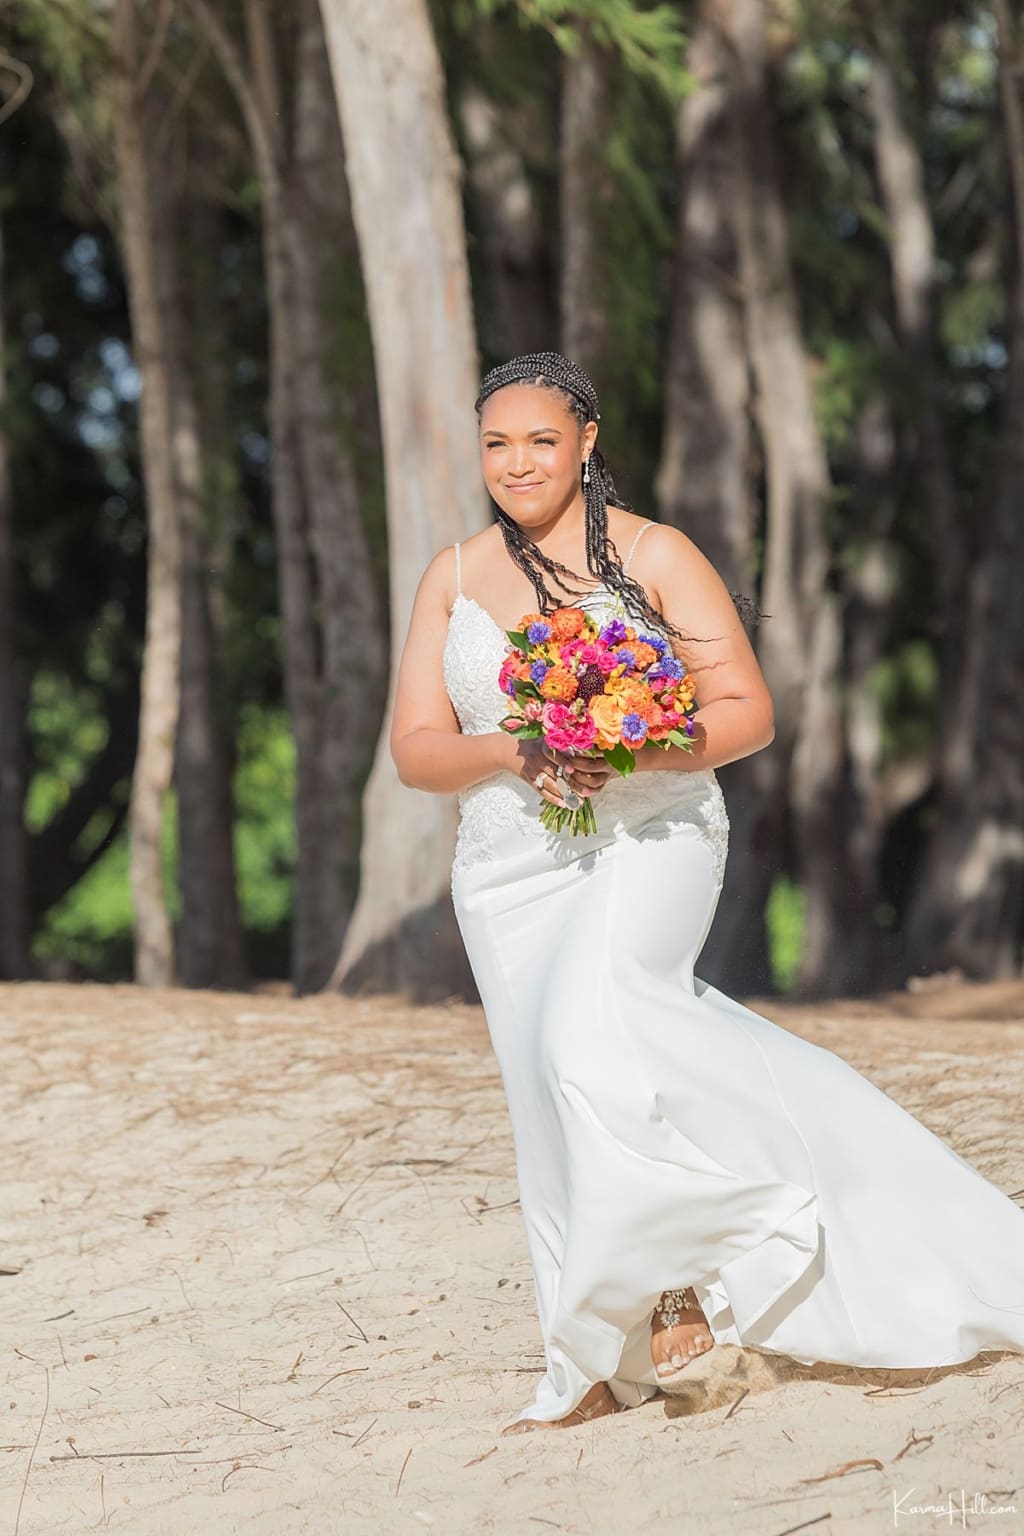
[442,532,729,888]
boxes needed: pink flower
[565,712,597,751]
[498,654,519,695]
[597,648,620,675]
[559,637,586,666]
[577,642,603,667]
[523,697,544,722]
[541,700,578,752]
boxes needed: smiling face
[479,383,597,529]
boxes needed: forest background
[1,0,1021,1002]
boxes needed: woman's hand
[499,735,617,807]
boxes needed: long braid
[474,351,758,654]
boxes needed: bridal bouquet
[497,604,698,835]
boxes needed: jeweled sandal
[652,1284,715,1387]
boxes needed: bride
[389,350,1024,1436]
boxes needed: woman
[390,351,1024,1436]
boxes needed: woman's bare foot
[500,1380,622,1435]
[651,1285,714,1381]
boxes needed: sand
[2,978,1023,1535]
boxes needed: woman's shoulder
[425,527,501,607]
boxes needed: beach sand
[2,978,1023,1535]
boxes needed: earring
[583,458,591,486]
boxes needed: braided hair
[474,351,756,656]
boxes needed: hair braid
[474,351,759,654]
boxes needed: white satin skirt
[450,767,1024,1426]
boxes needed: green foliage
[232,705,296,934]
[455,0,689,100]
[30,702,296,979]
[25,670,109,832]
[866,640,940,769]
[766,877,806,995]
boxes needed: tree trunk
[111,0,183,986]
[319,0,487,999]
[905,0,1024,977]
[458,79,556,358]
[655,11,754,596]
[0,212,30,979]
[560,20,617,373]
[189,0,386,992]
[654,8,766,992]
[863,27,962,627]
[715,0,834,995]
[286,0,387,973]
[841,392,900,988]
[154,145,248,992]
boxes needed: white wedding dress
[442,527,1024,1427]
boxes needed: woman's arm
[390,547,510,794]
[632,525,775,775]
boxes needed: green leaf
[603,741,636,775]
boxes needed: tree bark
[0,211,30,979]
[458,79,556,358]
[863,25,962,633]
[655,11,754,596]
[111,0,183,986]
[287,0,386,977]
[319,0,487,999]
[560,20,617,373]
[654,8,766,992]
[189,0,385,992]
[151,141,247,992]
[905,0,1024,977]
[713,0,834,995]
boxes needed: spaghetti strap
[454,541,462,597]
[623,520,655,576]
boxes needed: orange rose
[548,607,587,641]
[589,693,626,749]
[540,666,578,703]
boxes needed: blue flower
[614,646,636,670]
[529,659,551,686]
[526,620,552,644]
[639,633,668,656]
[621,712,648,744]
[651,656,684,682]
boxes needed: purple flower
[640,633,668,656]
[526,620,552,644]
[621,712,648,744]
[651,656,684,682]
[529,659,551,686]
[613,646,636,670]
[600,618,627,644]
[684,717,695,736]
